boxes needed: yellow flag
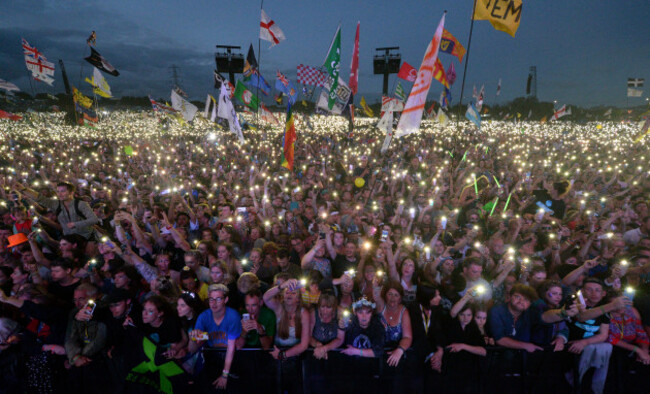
[360,96,374,117]
[473,0,522,37]
[72,87,93,108]
[540,116,547,124]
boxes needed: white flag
[171,90,198,121]
[551,105,571,121]
[22,38,55,86]
[377,110,394,134]
[204,94,211,118]
[260,9,285,48]
[0,79,20,93]
[395,14,445,138]
[92,67,112,97]
[217,84,244,143]
[436,108,449,126]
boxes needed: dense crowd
[0,110,649,393]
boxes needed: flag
[436,107,449,126]
[0,79,20,93]
[210,96,217,122]
[360,96,374,117]
[203,94,211,118]
[260,9,285,47]
[604,108,612,118]
[476,85,485,110]
[234,81,259,111]
[348,22,360,96]
[149,96,177,115]
[432,58,450,89]
[275,71,297,104]
[440,87,452,109]
[245,71,271,96]
[395,82,407,101]
[496,78,502,96]
[22,38,55,85]
[171,90,198,122]
[440,29,466,63]
[243,44,258,76]
[397,62,417,82]
[281,103,297,170]
[551,105,571,120]
[72,87,93,109]
[628,78,644,97]
[633,117,650,143]
[260,103,279,125]
[540,115,547,123]
[297,64,326,86]
[86,31,96,46]
[316,76,351,115]
[274,93,283,105]
[445,62,456,86]
[84,47,119,76]
[217,83,244,143]
[395,14,446,138]
[0,109,22,121]
[381,96,404,112]
[84,67,112,98]
[473,0,523,37]
[323,26,341,110]
[465,102,481,128]
[377,109,393,134]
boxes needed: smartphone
[380,229,389,242]
[576,290,586,308]
[236,207,247,213]
[242,313,250,321]
[441,216,448,230]
[85,299,97,316]
[319,232,326,240]
[102,237,115,249]
[32,216,39,226]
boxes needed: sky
[0,0,648,108]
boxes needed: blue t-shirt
[195,307,242,348]
[488,303,539,342]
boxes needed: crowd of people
[0,110,649,393]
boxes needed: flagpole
[457,0,478,126]
[256,0,264,126]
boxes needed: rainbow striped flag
[280,103,296,170]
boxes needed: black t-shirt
[47,280,80,307]
[344,314,385,357]
[140,315,183,348]
[525,189,566,220]
[568,304,610,341]
[332,254,358,279]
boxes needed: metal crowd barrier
[200,346,650,394]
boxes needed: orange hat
[6,233,28,249]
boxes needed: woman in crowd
[138,295,187,360]
[310,292,344,359]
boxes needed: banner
[473,0,523,37]
[316,76,351,115]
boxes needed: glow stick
[473,174,478,196]
[493,175,501,188]
[489,197,499,217]
[503,192,512,212]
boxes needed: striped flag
[395,82,407,101]
[395,13,445,138]
[281,103,296,170]
[260,9,285,48]
[0,79,20,93]
[433,58,449,88]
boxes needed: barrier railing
[200,346,649,394]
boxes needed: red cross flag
[260,9,285,48]
[22,38,55,85]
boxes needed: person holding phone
[64,283,110,392]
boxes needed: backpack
[55,199,87,220]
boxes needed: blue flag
[465,102,481,128]
[275,71,298,104]
[244,71,271,96]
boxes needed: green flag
[395,82,406,101]
[234,80,259,111]
[323,26,341,110]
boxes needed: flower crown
[352,297,376,311]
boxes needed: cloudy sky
[1,0,648,107]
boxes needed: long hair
[277,289,303,340]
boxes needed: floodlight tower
[373,47,401,96]
[215,45,244,87]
